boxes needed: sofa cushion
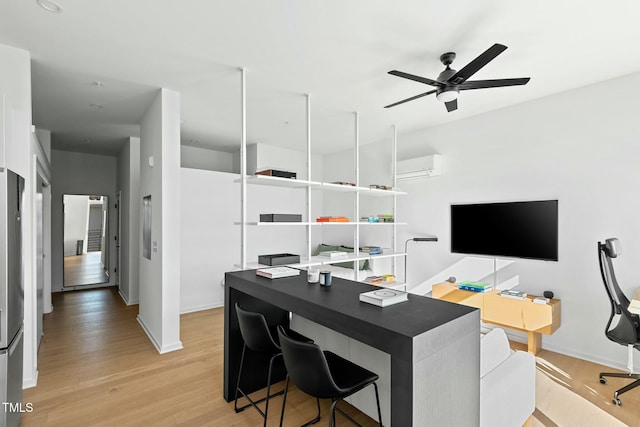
[480,328,512,378]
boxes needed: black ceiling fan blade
[388,70,443,87]
[445,99,458,112]
[447,43,508,85]
[384,90,437,108]
[460,77,530,90]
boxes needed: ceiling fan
[385,43,530,112]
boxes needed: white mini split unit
[396,154,442,180]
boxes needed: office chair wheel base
[613,397,622,406]
[599,377,607,384]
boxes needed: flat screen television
[450,200,558,261]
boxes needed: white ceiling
[2,0,640,156]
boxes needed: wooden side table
[432,282,561,354]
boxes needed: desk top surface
[226,269,477,340]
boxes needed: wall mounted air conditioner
[396,154,442,180]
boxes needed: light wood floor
[63,252,108,287]
[22,287,639,427]
[21,288,377,427]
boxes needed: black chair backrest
[598,239,640,346]
[235,303,280,354]
[277,326,341,399]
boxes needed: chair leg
[329,400,338,427]
[279,376,290,427]
[234,344,248,413]
[263,353,280,427]
[373,382,383,427]
[300,399,321,427]
[235,347,285,419]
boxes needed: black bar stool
[277,325,383,427]
[234,303,311,427]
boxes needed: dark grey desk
[224,270,480,426]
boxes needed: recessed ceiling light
[89,103,103,109]
[189,139,199,144]
[36,0,62,13]
[92,81,103,88]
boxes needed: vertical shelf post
[239,67,247,270]
[305,94,312,265]
[354,111,360,278]
[392,124,398,276]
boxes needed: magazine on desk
[359,288,408,307]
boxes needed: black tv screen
[451,200,558,261]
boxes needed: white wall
[391,71,640,371]
[50,149,117,291]
[62,195,89,256]
[180,169,239,312]
[0,44,37,387]
[138,89,182,354]
[116,137,140,305]
[180,145,234,172]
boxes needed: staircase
[86,229,102,252]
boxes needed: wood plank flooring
[22,287,639,427]
[21,288,376,427]
[63,253,108,287]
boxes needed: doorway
[63,194,109,287]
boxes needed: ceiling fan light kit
[385,43,530,112]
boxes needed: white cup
[307,268,320,283]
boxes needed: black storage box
[258,253,300,266]
[256,169,297,179]
[260,213,302,222]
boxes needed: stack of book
[369,184,393,190]
[360,216,380,223]
[359,289,408,307]
[364,274,396,285]
[318,250,348,259]
[378,214,394,223]
[360,246,381,255]
[500,289,528,300]
[256,266,300,279]
[458,281,494,293]
[316,216,349,222]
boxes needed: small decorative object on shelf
[256,266,301,279]
[331,181,356,186]
[316,216,349,222]
[259,213,302,222]
[378,214,394,222]
[256,169,297,179]
[364,274,396,285]
[359,289,408,307]
[533,297,550,304]
[458,281,494,293]
[258,253,301,266]
[499,289,528,300]
[318,250,349,259]
[369,184,393,190]
[361,216,380,223]
[360,246,381,255]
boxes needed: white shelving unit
[236,73,407,290]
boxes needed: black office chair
[597,238,640,406]
[234,303,312,427]
[277,326,383,427]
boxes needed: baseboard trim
[118,290,139,306]
[23,369,38,389]
[181,301,223,314]
[136,315,183,354]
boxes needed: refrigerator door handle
[9,327,22,356]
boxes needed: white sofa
[480,328,536,427]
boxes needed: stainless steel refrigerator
[0,169,24,427]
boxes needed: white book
[318,250,349,259]
[256,266,300,279]
[359,289,408,307]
